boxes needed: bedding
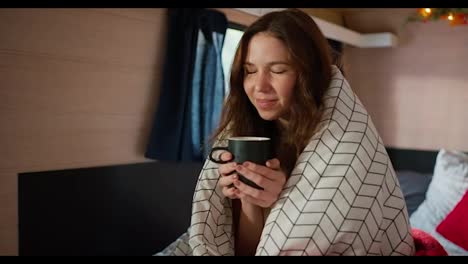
[412,228,448,256]
[410,149,468,255]
[396,170,432,216]
[436,189,468,251]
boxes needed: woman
[157,8,415,256]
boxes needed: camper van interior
[1,8,468,256]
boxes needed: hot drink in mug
[209,136,272,190]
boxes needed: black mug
[209,136,272,190]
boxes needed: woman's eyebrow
[243,61,290,66]
[267,61,290,66]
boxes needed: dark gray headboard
[386,147,439,174]
[18,147,442,256]
[18,161,202,256]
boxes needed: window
[221,23,245,94]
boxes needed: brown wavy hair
[211,9,332,174]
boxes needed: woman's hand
[233,159,286,208]
[217,151,240,200]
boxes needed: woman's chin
[258,111,280,121]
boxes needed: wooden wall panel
[0,8,168,255]
[343,9,468,152]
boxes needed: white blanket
[156,66,415,256]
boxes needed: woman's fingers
[219,162,237,176]
[234,180,276,208]
[232,159,287,208]
[216,151,237,176]
[217,151,239,199]
[235,164,275,191]
[220,151,233,162]
[218,173,237,187]
[218,156,286,205]
[222,186,239,199]
[242,161,283,182]
[219,174,239,199]
[266,158,281,170]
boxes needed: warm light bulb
[448,14,454,20]
[419,8,432,17]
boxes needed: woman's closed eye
[243,66,257,75]
[271,69,287,74]
[270,65,290,74]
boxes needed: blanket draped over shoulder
[156,66,415,256]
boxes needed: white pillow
[410,149,468,255]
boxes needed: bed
[17,147,468,255]
[389,147,468,256]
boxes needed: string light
[408,8,468,26]
[420,8,431,18]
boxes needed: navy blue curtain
[145,8,227,162]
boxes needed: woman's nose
[254,72,271,92]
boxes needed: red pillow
[436,189,468,251]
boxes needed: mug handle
[209,147,234,164]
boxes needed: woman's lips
[256,99,278,110]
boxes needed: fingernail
[243,162,250,167]
[236,165,242,171]
[232,174,237,179]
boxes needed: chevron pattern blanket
[156,66,415,256]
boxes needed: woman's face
[243,32,298,121]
